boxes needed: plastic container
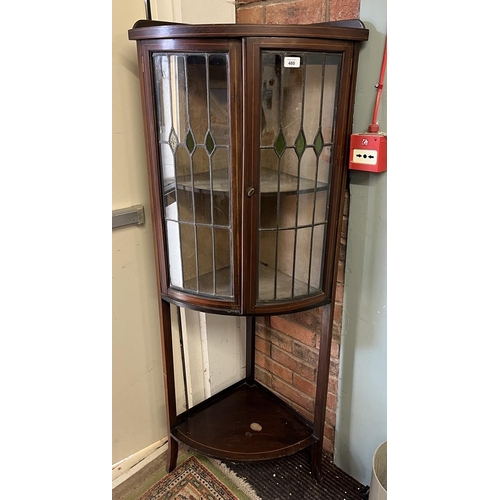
[369,441,387,500]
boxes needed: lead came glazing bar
[272,53,284,301]
[185,55,200,293]
[206,53,217,296]
[307,53,327,294]
[290,52,306,298]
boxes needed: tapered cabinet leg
[160,301,179,473]
[310,303,335,481]
[166,437,179,472]
[310,441,323,481]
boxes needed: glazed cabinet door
[137,39,242,313]
[243,38,354,314]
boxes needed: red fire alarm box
[349,133,387,173]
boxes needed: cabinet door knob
[246,187,255,197]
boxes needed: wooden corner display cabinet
[128,19,369,480]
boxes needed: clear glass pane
[170,56,189,144]
[297,148,316,187]
[321,55,341,143]
[179,223,197,291]
[155,55,173,143]
[310,224,326,291]
[212,148,230,226]
[209,55,229,146]
[258,230,277,301]
[317,145,332,186]
[278,193,298,230]
[276,229,295,299]
[186,55,208,145]
[214,227,233,297]
[166,221,183,288]
[282,60,304,146]
[294,227,312,296]
[280,148,299,188]
[297,192,314,227]
[160,142,175,190]
[313,190,328,224]
[302,53,324,144]
[260,149,279,193]
[261,52,281,147]
[196,225,214,294]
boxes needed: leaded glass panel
[257,50,341,303]
[154,52,233,299]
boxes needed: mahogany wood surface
[129,21,369,480]
[171,381,316,461]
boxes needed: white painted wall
[334,0,387,486]
[112,0,169,466]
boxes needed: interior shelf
[167,167,327,195]
[171,381,316,461]
[180,263,320,301]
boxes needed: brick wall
[235,0,359,455]
[236,0,360,24]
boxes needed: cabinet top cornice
[128,19,369,42]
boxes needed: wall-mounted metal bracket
[112,205,145,229]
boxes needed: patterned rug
[137,454,262,500]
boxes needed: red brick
[334,283,344,304]
[326,391,337,410]
[333,302,343,324]
[266,0,327,24]
[255,350,267,371]
[292,341,319,366]
[329,357,339,378]
[287,399,314,422]
[257,322,293,352]
[255,316,268,328]
[329,0,360,21]
[325,407,336,427]
[336,260,345,285]
[236,5,264,24]
[343,189,350,216]
[293,373,317,399]
[328,375,338,395]
[272,377,314,413]
[331,321,341,343]
[270,316,317,347]
[255,335,271,356]
[286,307,323,332]
[340,215,349,240]
[272,346,317,381]
[324,422,335,442]
[330,340,340,359]
[323,438,334,454]
[269,360,294,384]
[256,351,294,383]
[339,238,347,261]
[255,366,272,387]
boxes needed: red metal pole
[368,37,387,133]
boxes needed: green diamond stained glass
[294,129,306,158]
[274,129,286,157]
[313,130,324,156]
[205,131,215,154]
[186,130,195,154]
